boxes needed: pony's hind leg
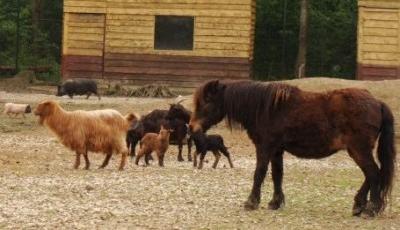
[348,147,381,216]
[244,145,272,210]
[268,150,285,210]
[187,137,193,162]
[212,151,221,169]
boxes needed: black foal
[190,131,234,169]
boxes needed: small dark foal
[191,131,233,169]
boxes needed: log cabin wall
[62,0,255,87]
[358,0,400,80]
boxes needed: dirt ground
[0,78,399,229]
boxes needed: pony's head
[189,80,226,132]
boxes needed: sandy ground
[0,78,400,229]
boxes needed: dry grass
[0,78,399,229]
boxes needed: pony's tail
[377,102,396,212]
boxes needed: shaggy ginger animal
[135,126,173,167]
[34,100,137,170]
[4,103,31,118]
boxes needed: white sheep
[4,103,32,118]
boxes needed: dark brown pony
[189,80,396,217]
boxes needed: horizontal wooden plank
[67,40,104,49]
[63,55,103,64]
[106,40,153,48]
[107,0,251,4]
[360,44,398,53]
[104,66,249,78]
[106,8,252,17]
[363,20,398,28]
[196,17,250,24]
[106,25,153,33]
[105,53,250,64]
[195,42,249,51]
[65,63,103,72]
[196,22,251,30]
[362,36,399,45]
[360,59,398,66]
[362,11,399,20]
[106,32,153,40]
[65,6,106,14]
[65,0,106,8]
[360,66,398,77]
[195,36,250,44]
[107,20,154,27]
[69,26,105,34]
[106,2,251,11]
[68,22,104,28]
[359,1,400,9]
[105,59,250,71]
[105,47,249,58]
[69,33,105,42]
[362,27,398,36]
[195,28,250,37]
[106,14,153,21]
[65,48,104,56]
[362,52,398,61]
[64,70,103,79]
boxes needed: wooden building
[358,0,400,80]
[62,0,256,86]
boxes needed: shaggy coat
[135,126,172,167]
[4,103,31,118]
[190,80,396,217]
[34,100,137,170]
[191,131,234,169]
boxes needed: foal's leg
[177,139,184,162]
[74,151,81,169]
[193,151,198,167]
[83,151,90,170]
[219,147,234,168]
[99,152,112,169]
[268,150,285,210]
[244,145,271,210]
[348,147,380,216]
[157,150,165,167]
[212,151,221,169]
[198,152,206,169]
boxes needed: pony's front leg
[268,150,285,210]
[244,146,271,210]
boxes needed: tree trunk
[295,0,308,78]
[32,0,41,67]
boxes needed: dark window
[154,16,194,50]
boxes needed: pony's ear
[204,80,226,99]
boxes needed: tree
[295,0,309,78]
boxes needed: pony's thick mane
[223,81,299,129]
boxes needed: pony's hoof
[244,199,259,210]
[268,201,281,210]
[352,204,365,216]
[361,202,380,217]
